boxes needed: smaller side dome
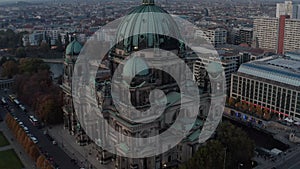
[123,56,149,78]
[66,40,83,55]
[206,62,223,74]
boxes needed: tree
[179,122,255,169]
[0,57,7,65]
[235,102,242,111]
[228,97,236,107]
[1,60,18,78]
[242,103,249,112]
[18,58,49,74]
[55,35,64,52]
[15,47,27,58]
[256,107,263,118]
[40,42,50,53]
[249,103,255,115]
[29,145,40,161]
[263,109,271,120]
[180,140,225,169]
[215,122,255,169]
[36,155,47,169]
[36,93,63,125]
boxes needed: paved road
[274,149,300,169]
[48,125,115,169]
[0,92,79,169]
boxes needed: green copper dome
[123,56,149,78]
[66,39,83,55]
[206,62,223,74]
[115,0,183,52]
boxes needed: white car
[23,127,29,133]
[30,137,38,144]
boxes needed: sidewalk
[47,125,114,169]
[0,144,12,151]
[0,121,36,169]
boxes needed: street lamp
[238,163,243,169]
[223,147,227,169]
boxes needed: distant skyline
[2,0,300,3]
[0,0,300,3]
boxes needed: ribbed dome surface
[115,1,182,52]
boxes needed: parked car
[30,136,38,144]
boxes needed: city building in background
[254,15,300,54]
[198,28,227,47]
[231,27,253,46]
[230,55,300,121]
[276,0,300,19]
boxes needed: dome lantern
[142,0,155,5]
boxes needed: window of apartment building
[276,95,281,107]
[295,114,300,119]
[281,98,286,110]
[297,95,300,113]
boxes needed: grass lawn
[0,132,9,147]
[0,149,24,169]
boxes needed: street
[0,91,79,169]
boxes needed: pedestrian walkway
[47,125,114,169]
[0,144,12,151]
[0,121,36,169]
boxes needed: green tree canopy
[179,121,255,169]
[180,140,225,169]
[40,42,50,53]
[216,122,255,168]
[1,60,18,78]
[15,47,27,58]
[18,58,49,74]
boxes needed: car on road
[19,121,25,128]
[13,99,20,105]
[19,104,27,112]
[44,132,57,145]
[22,126,29,133]
[27,133,33,137]
[30,136,38,144]
[1,97,7,106]
[29,115,40,127]
[8,94,16,102]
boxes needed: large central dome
[115,0,183,53]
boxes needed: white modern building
[276,1,300,19]
[22,32,45,46]
[253,17,279,51]
[200,28,227,47]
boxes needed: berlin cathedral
[61,0,225,168]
